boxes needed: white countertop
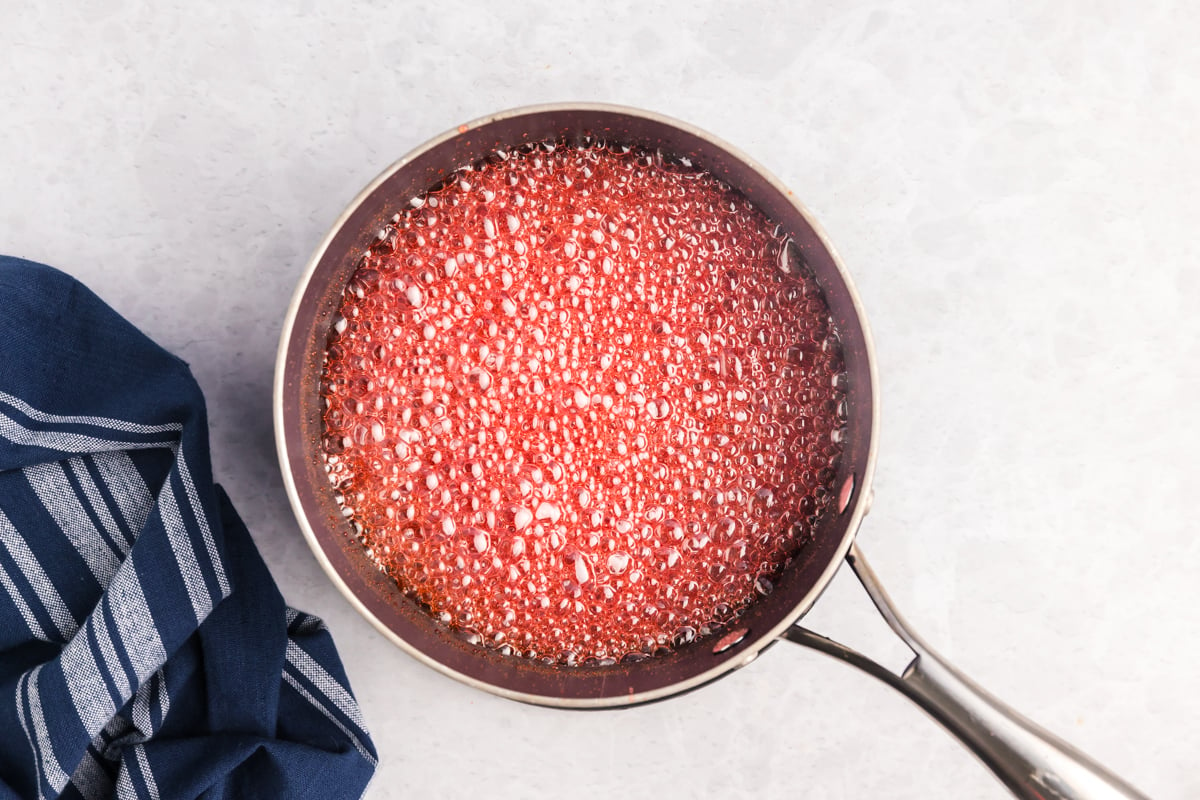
[3,3,1196,798]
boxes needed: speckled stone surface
[2,4,1196,798]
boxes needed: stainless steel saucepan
[274,103,1148,799]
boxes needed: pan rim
[273,101,881,708]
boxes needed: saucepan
[274,103,1147,799]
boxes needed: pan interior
[277,105,876,707]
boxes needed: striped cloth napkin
[0,257,377,799]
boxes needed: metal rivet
[838,473,856,514]
[713,627,750,654]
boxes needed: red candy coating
[321,142,846,665]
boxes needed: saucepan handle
[784,543,1149,800]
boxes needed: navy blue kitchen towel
[0,256,377,799]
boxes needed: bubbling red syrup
[321,140,846,666]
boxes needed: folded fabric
[0,257,377,799]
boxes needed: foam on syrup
[321,140,847,666]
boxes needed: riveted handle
[785,544,1150,800]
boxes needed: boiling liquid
[321,141,846,665]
